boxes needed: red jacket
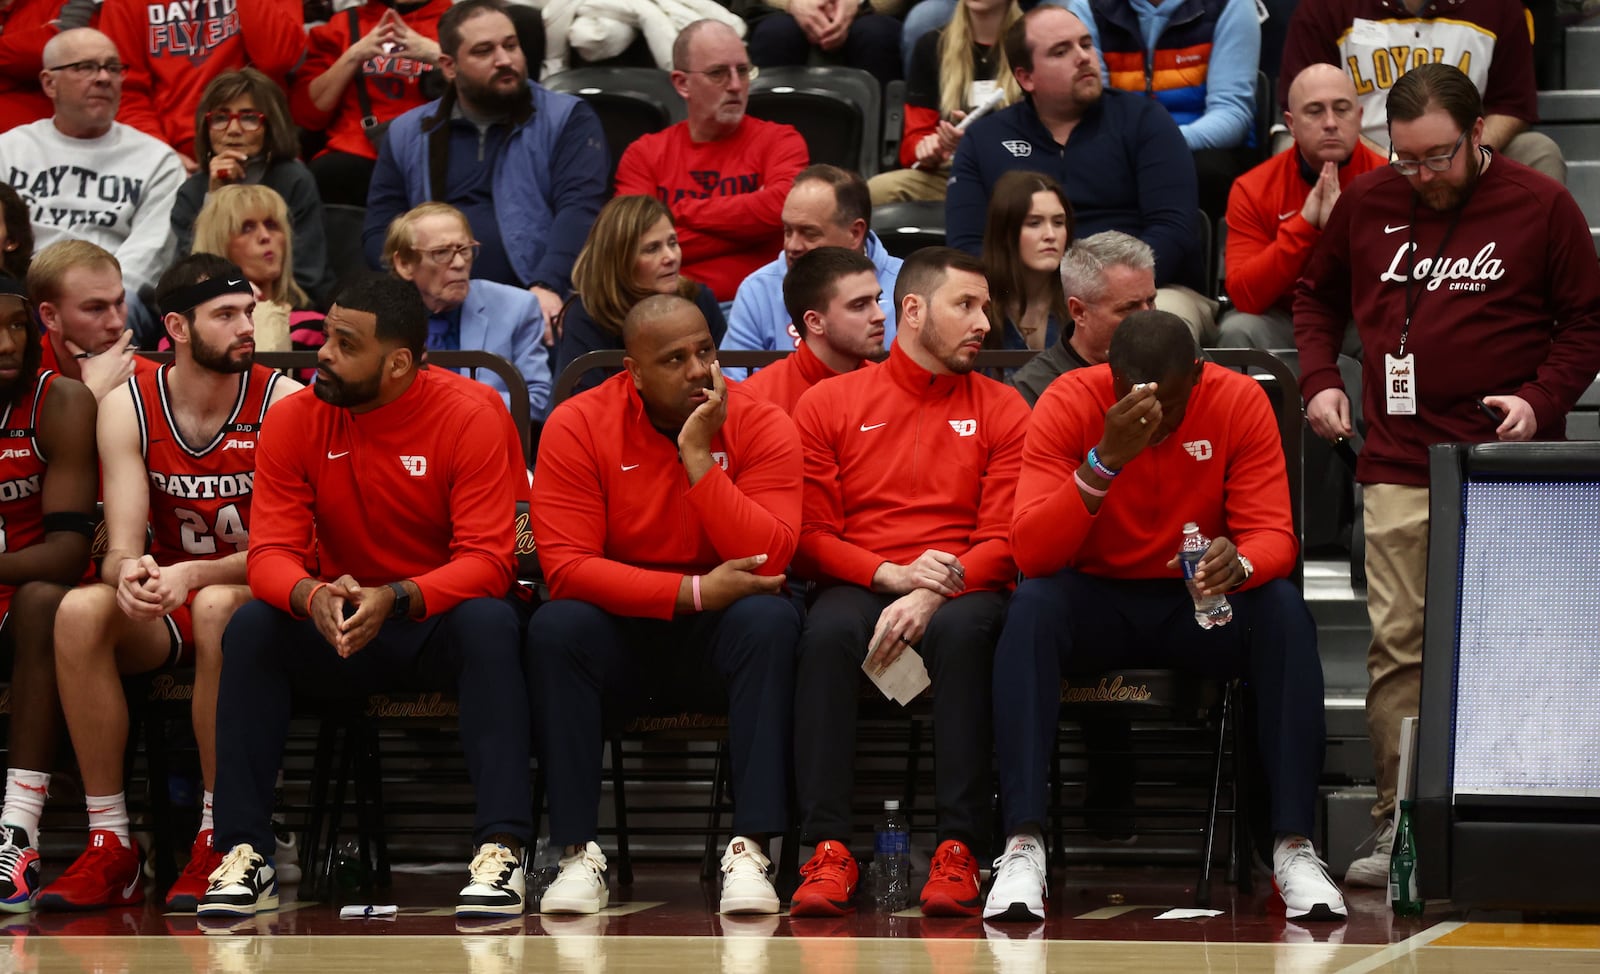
[1014,363,1297,584]
[613,116,808,302]
[248,367,525,618]
[533,371,801,620]
[793,343,1029,592]
[1224,142,1386,315]
[738,341,848,416]
[0,0,63,134]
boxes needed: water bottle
[1178,522,1233,629]
[333,838,367,892]
[873,799,911,912]
[1389,800,1423,917]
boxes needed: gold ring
[1139,417,1148,425]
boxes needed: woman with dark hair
[982,169,1072,352]
[0,185,34,281]
[170,69,334,307]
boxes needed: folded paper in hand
[863,647,931,706]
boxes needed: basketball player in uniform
[35,255,300,913]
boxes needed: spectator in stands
[531,293,800,917]
[364,0,608,333]
[0,0,96,133]
[27,240,152,397]
[1278,0,1565,182]
[614,20,809,307]
[173,70,333,309]
[746,0,903,86]
[1010,230,1156,406]
[722,165,901,381]
[742,246,887,414]
[788,247,1029,919]
[1295,64,1600,888]
[191,185,325,359]
[39,255,300,914]
[870,0,1022,205]
[0,274,99,916]
[983,170,1071,352]
[292,0,450,207]
[555,195,727,397]
[1054,0,1261,220]
[384,202,550,418]
[0,185,34,279]
[98,0,304,173]
[0,28,182,345]
[947,7,1215,342]
[205,273,533,920]
[986,309,1346,924]
[1218,64,1383,357]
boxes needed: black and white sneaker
[457,843,526,918]
[196,844,278,918]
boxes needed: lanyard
[1399,196,1464,358]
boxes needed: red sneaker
[165,830,225,913]
[35,831,144,912]
[789,841,859,917]
[919,839,981,917]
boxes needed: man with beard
[364,0,607,336]
[36,255,299,913]
[201,273,532,920]
[530,293,800,917]
[787,248,1030,918]
[0,275,100,914]
[1295,63,1600,887]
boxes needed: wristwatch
[387,581,412,620]
[1236,554,1254,585]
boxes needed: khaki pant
[1361,482,1430,826]
[1155,285,1220,344]
[867,166,950,205]
[1502,131,1567,185]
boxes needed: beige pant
[867,166,949,205]
[1155,285,1220,344]
[1502,131,1567,185]
[1361,482,1430,826]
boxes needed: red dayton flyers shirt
[248,366,527,618]
[0,370,63,615]
[532,371,801,620]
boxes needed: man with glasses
[1295,63,1600,887]
[383,202,550,419]
[615,20,809,310]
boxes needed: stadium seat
[543,67,686,194]
[870,201,946,259]
[321,204,370,291]
[1255,71,1274,163]
[746,66,883,178]
[881,79,907,173]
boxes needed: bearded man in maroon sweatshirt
[1294,62,1600,888]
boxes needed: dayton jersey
[130,363,280,564]
[0,371,61,614]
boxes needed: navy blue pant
[214,597,533,853]
[796,586,1004,849]
[531,595,799,847]
[747,12,903,86]
[993,573,1325,839]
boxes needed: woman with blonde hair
[191,184,324,355]
[554,195,726,396]
[982,169,1072,352]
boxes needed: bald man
[529,294,803,917]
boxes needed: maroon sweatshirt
[1294,153,1600,486]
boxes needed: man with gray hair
[1009,231,1156,407]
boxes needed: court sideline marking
[1331,920,1464,973]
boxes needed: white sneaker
[539,841,608,915]
[197,844,278,918]
[982,833,1048,922]
[458,843,527,918]
[273,832,301,886]
[1343,820,1394,888]
[1274,835,1347,920]
[718,837,778,915]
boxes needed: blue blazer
[455,279,551,420]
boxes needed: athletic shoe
[0,825,40,913]
[1343,820,1394,889]
[457,843,526,918]
[982,833,1047,922]
[920,839,981,917]
[1274,836,1347,920]
[35,831,143,911]
[165,830,225,913]
[273,832,301,886]
[196,844,278,918]
[538,841,608,915]
[789,841,858,917]
[717,836,778,915]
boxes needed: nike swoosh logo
[620,464,640,471]
[227,279,244,286]
[859,423,887,432]
[120,871,140,900]
[1384,224,1409,234]
[1278,210,1297,220]
[327,451,349,459]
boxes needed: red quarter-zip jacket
[738,341,849,415]
[793,342,1030,592]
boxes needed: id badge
[1385,353,1416,416]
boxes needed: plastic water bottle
[873,800,911,912]
[1178,522,1233,629]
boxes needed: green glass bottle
[1389,799,1423,917]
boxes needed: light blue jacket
[454,279,551,420]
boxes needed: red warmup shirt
[248,367,526,618]
[291,1,447,163]
[100,0,305,158]
[1014,363,1297,584]
[1224,142,1386,315]
[738,341,849,416]
[40,337,158,380]
[0,0,63,134]
[793,343,1030,593]
[613,116,809,302]
[1295,154,1600,486]
[532,371,801,620]
[0,370,62,615]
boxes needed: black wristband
[43,510,97,538]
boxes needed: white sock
[199,791,214,835]
[85,793,130,846]
[2,769,50,841]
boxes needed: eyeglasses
[44,60,126,78]
[206,110,266,132]
[682,63,758,85]
[1389,130,1467,176]
[414,243,481,265]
